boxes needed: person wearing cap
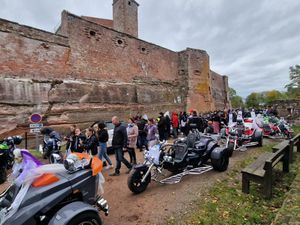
[126,118,138,165]
[136,114,148,152]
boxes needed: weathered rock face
[211,71,231,110]
[0,10,230,137]
[272,100,300,119]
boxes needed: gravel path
[0,140,276,225]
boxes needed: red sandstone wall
[0,11,230,137]
[182,48,215,113]
[63,12,179,82]
[0,19,70,79]
[0,14,185,137]
[211,71,231,110]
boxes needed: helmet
[13,136,22,145]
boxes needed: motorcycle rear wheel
[67,211,102,225]
[128,168,151,194]
[0,169,7,184]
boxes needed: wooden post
[242,173,250,194]
[289,139,294,163]
[25,132,28,149]
[263,162,273,199]
[283,146,290,173]
[297,138,300,153]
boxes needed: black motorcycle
[40,128,63,164]
[0,136,23,184]
[128,130,229,194]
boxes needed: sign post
[30,114,43,151]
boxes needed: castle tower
[113,0,139,37]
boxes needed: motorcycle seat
[173,143,188,163]
[194,138,211,151]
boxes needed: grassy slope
[172,126,300,225]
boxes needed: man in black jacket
[157,112,166,141]
[188,111,203,133]
[110,116,132,176]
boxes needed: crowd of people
[55,105,280,177]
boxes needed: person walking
[171,111,179,138]
[97,122,113,169]
[64,124,76,153]
[136,115,148,152]
[164,111,171,139]
[146,118,158,148]
[180,111,188,136]
[157,112,166,141]
[71,127,86,153]
[79,128,98,156]
[110,116,132,176]
[127,118,138,165]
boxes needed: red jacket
[172,112,179,128]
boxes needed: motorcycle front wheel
[211,152,229,172]
[67,211,102,225]
[128,168,151,194]
[0,169,7,184]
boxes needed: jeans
[137,134,148,151]
[173,128,178,138]
[114,147,132,174]
[158,129,165,141]
[127,147,137,164]
[98,142,112,165]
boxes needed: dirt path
[101,139,276,225]
[0,139,277,225]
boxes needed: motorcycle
[260,117,294,139]
[0,153,109,225]
[40,128,63,164]
[0,136,22,184]
[127,129,229,194]
[278,119,294,139]
[224,124,263,154]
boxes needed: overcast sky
[1,0,300,98]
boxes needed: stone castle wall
[0,11,230,137]
[211,70,231,110]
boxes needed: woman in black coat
[79,128,98,156]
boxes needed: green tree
[229,88,236,99]
[229,87,244,108]
[231,96,244,108]
[246,92,263,108]
[285,65,300,99]
[264,90,283,103]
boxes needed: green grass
[292,125,300,134]
[173,143,300,225]
[28,144,67,160]
[29,149,43,158]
